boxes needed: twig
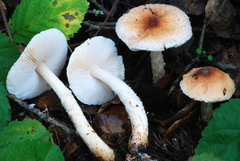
[154,100,196,126]
[198,17,208,56]
[168,17,208,95]
[8,94,79,136]
[92,0,119,37]
[192,26,240,41]
[193,16,208,64]
[162,106,199,141]
[111,0,120,16]
[207,0,228,25]
[82,21,115,30]
[195,16,238,72]
[169,15,239,95]
[201,58,239,72]
[89,21,116,26]
[88,0,109,16]
[168,63,192,95]
[118,1,135,8]
[0,1,13,42]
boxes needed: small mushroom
[116,4,192,84]
[67,36,148,154]
[6,29,115,161]
[180,66,235,122]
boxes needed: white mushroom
[116,4,192,84]
[67,36,148,154]
[6,29,115,161]
[7,28,67,99]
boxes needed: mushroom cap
[6,28,68,100]
[115,4,192,51]
[180,66,235,103]
[67,36,125,105]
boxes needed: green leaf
[0,32,20,83]
[9,0,89,44]
[0,32,19,132]
[0,119,64,161]
[2,139,64,161]
[196,48,202,54]
[194,99,240,161]
[0,82,11,132]
[208,55,213,61]
[93,9,104,16]
[191,153,225,161]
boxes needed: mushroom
[67,36,148,154]
[180,66,235,122]
[6,29,115,161]
[115,4,192,84]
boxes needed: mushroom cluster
[116,4,192,83]
[67,36,148,154]
[180,66,235,122]
[6,29,115,161]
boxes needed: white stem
[36,62,115,161]
[150,51,165,84]
[91,66,148,154]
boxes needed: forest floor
[4,0,240,160]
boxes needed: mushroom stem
[200,102,213,122]
[36,62,70,102]
[36,62,115,161]
[150,51,165,84]
[90,65,148,154]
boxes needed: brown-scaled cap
[115,4,192,51]
[180,66,235,102]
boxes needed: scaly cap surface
[180,66,235,102]
[116,4,192,51]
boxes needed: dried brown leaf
[156,74,175,89]
[221,46,237,63]
[205,39,222,56]
[33,90,62,111]
[81,105,98,115]
[103,106,130,127]
[155,100,196,127]
[169,0,207,15]
[98,96,121,113]
[17,44,25,53]
[229,51,240,85]
[162,106,199,141]
[189,0,207,15]
[63,143,78,160]
[205,0,236,38]
[94,113,126,142]
[94,106,131,145]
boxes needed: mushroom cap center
[146,16,159,29]
[116,4,193,51]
